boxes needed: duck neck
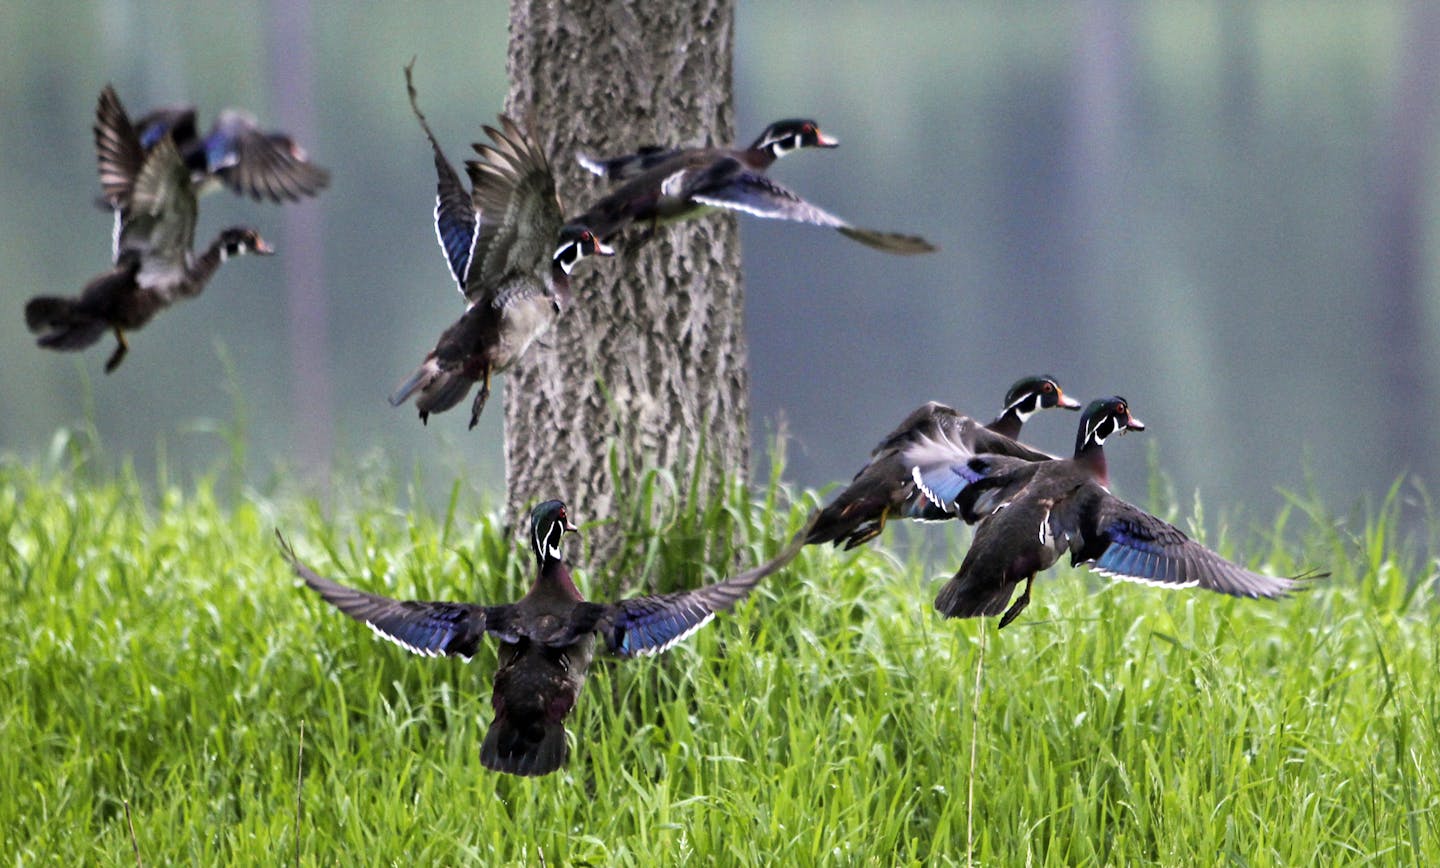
[1073,437,1109,487]
[986,408,1023,440]
[745,147,779,170]
[181,237,233,297]
[534,554,583,601]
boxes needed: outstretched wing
[205,110,330,202]
[94,85,146,208]
[134,106,199,153]
[691,172,935,254]
[463,116,563,300]
[596,533,803,658]
[123,136,197,265]
[404,61,478,293]
[278,531,496,660]
[1057,488,1312,597]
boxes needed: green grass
[2,447,1437,865]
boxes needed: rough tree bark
[503,0,748,559]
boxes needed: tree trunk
[503,0,748,561]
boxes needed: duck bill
[594,238,615,257]
[1125,415,1146,432]
[1057,391,1082,410]
[564,518,579,533]
[815,131,840,148]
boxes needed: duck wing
[279,531,499,660]
[205,110,329,202]
[1056,487,1314,597]
[596,552,789,658]
[463,116,563,302]
[690,171,935,254]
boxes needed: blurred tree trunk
[1374,1,1440,484]
[503,0,748,560]
[266,0,333,482]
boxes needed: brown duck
[26,85,272,372]
[571,119,934,254]
[388,63,612,428]
[283,500,790,777]
[908,397,1318,627]
[806,375,1080,549]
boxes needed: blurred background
[3,1,1436,532]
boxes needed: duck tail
[480,715,568,777]
[26,297,107,350]
[387,358,436,407]
[934,570,1016,620]
[389,357,475,423]
[25,296,78,332]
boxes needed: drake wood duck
[127,101,329,202]
[570,119,935,255]
[806,376,1080,549]
[578,118,838,180]
[908,397,1316,628]
[389,63,612,428]
[26,85,273,373]
[282,500,783,777]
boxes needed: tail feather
[389,357,476,423]
[388,360,435,407]
[480,716,569,777]
[934,571,1018,619]
[26,297,107,350]
[25,296,78,332]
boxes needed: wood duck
[908,397,1316,628]
[388,63,613,428]
[127,102,329,203]
[806,376,1080,550]
[570,121,936,255]
[282,499,782,777]
[26,86,273,373]
[578,118,839,181]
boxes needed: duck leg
[468,365,493,429]
[104,328,129,373]
[843,507,889,550]
[997,576,1034,629]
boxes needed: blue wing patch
[607,596,716,658]
[362,600,488,659]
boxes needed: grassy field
[3,444,1437,865]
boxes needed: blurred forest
[2,1,1436,533]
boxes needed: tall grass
[1,445,1436,864]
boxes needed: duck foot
[104,329,129,373]
[997,578,1033,629]
[468,368,492,429]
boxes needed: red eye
[1042,383,1054,393]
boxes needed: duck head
[530,499,579,567]
[1003,374,1082,422]
[552,224,614,277]
[1076,397,1146,453]
[751,118,839,161]
[217,227,274,260]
